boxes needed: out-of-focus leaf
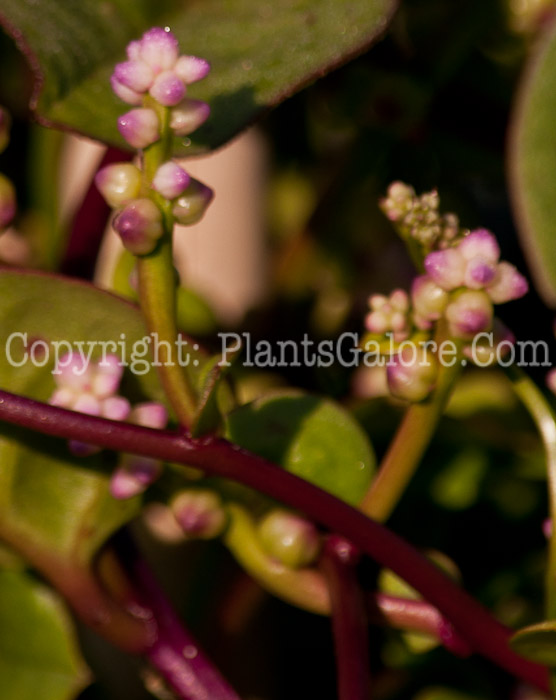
[430,448,487,510]
[0,269,164,564]
[0,569,89,700]
[225,389,374,505]
[509,17,556,305]
[0,0,397,154]
[511,620,556,666]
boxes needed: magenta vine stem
[321,536,372,700]
[0,389,549,692]
[114,530,241,700]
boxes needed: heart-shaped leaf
[0,269,165,564]
[509,19,556,306]
[225,389,375,505]
[0,0,397,154]
[0,568,89,700]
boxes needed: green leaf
[509,18,556,306]
[0,270,165,564]
[225,389,375,505]
[0,0,397,154]
[511,620,556,666]
[0,569,89,700]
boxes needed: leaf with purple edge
[509,18,556,306]
[0,0,397,155]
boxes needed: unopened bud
[386,345,438,402]
[112,198,163,255]
[445,290,493,340]
[139,27,179,72]
[118,108,160,149]
[95,163,142,207]
[110,454,162,500]
[171,490,227,539]
[170,99,210,135]
[258,509,321,569]
[0,174,16,229]
[424,248,466,291]
[411,275,449,325]
[486,261,528,303]
[172,178,213,225]
[174,55,211,84]
[149,70,186,107]
[152,161,190,200]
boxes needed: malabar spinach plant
[2,1,556,699]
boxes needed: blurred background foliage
[2,0,556,699]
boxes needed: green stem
[224,503,330,614]
[505,366,556,619]
[137,100,197,428]
[360,325,463,522]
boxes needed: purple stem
[60,146,130,279]
[321,536,372,700]
[115,531,241,700]
[0,390,549,693]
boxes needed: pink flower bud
[365,310,389,334]
[110,454,162,500]
[73,393,102,416]
[411,275,449,322]
[110,75,143,105]
[102,396,131,421]
[138,28,179,72]
[172,178,214,225]
[95,163,142,208]
[424,248,466,290]
[152,161,190,200]
[174,55,211,84]
[129,401,168,429]
[126,40,141,61]
[112,198,163,255]
[149,70,186,106]
[386,345,438,402]
[113,60,154,94]
[170,99,210,135]
[0,174,16,228]
[171,490,227,539]
[463,258,497,289]
[486,261,528,303]
[118,108,160,149]
[445,290,493,340]
[458,229,500,263]
[55,352,93,392]
[258,509,321,568]
[92,356,124,398]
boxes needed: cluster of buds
[380,181,459,251]
[49,353,168,497]
[421,228,528,339]
[365,186,529,403]
[0,107,16,232]
[49,353,131,455]
[95,28,213,256]
[365,290,410,342]
[111,27,211,146]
